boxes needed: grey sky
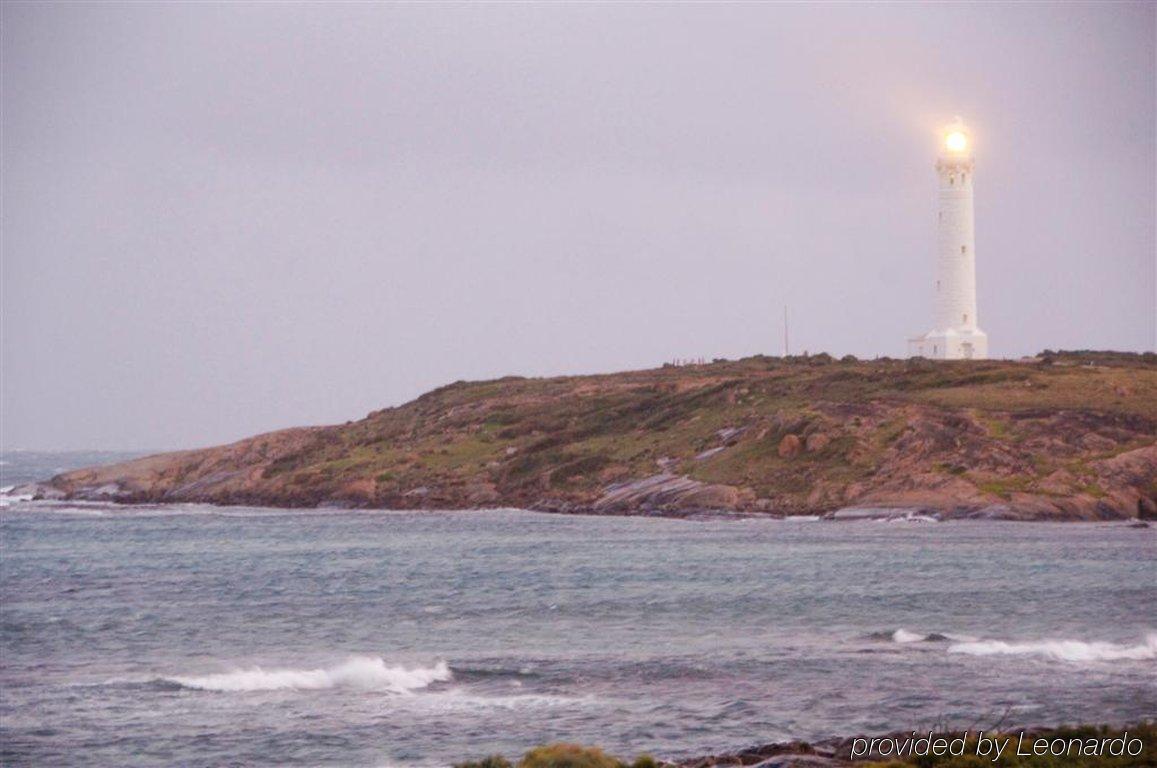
[2,2,1154,451]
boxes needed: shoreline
[30,462,1157,523]
[457,722,1157,768]
[9,485,1154,525]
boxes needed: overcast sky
[2,2,1154,451]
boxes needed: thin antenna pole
[783,306,790,357]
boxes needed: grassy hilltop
[46,351,1157,520]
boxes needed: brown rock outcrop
[777,434,802,458]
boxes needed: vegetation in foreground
[454,744,657,768]
[452,723,1155,768]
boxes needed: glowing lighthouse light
[908,117,989,360]
[945,130,968,153]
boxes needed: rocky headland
[35,351,1157,521]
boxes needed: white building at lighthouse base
[908,327,988,360]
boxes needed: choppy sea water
[1,451,1155,767]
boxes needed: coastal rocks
[677,741,841,768]
[679,484,755,509]
[592,474,752,515]
[1033,468,1076,495]
[805,433,830,452]
[18,483,64,501]
[849,475,983,508]
[748,757,843,768]
[672,722,1157,768]
[777,435,802,458]
[466,482,500,505]
[828,506,940,522]
[805,481,843,508]
[593,474,704,513]
[338,479,375,501]
[1093,444,1157,489]
[65,482,131,502]
[1080,432,1117,452]
[753,498,781,514]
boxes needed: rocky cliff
[40,352,1157,520]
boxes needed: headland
[35,351,1157,521]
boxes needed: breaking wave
[0,488,34,508]
[870,629,958,644]
[893,629,929,643]
[165,657,451,692]
[948,635,1157,662]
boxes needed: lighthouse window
[961,245,967,254]
[936,280,940,292]
[949,176,954,186]
[963,313,969,324]
[962,173,967,183]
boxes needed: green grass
[1079,482,1106,499]
[976,477,1033,500]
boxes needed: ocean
[1,451,1154,767]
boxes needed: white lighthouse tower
[909,117,988,360]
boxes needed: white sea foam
[948,635,1157,662]
[892,628,925,643]
[0,487,33,508]
[167,657,451,693]
[415,689,590,712]
[872,512,939,524]
[886,628,973,644]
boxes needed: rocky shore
[32,352,1157,522]
[455,723,1155,768]
[674,723,1154,768]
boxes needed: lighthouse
[908,117,988,360]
